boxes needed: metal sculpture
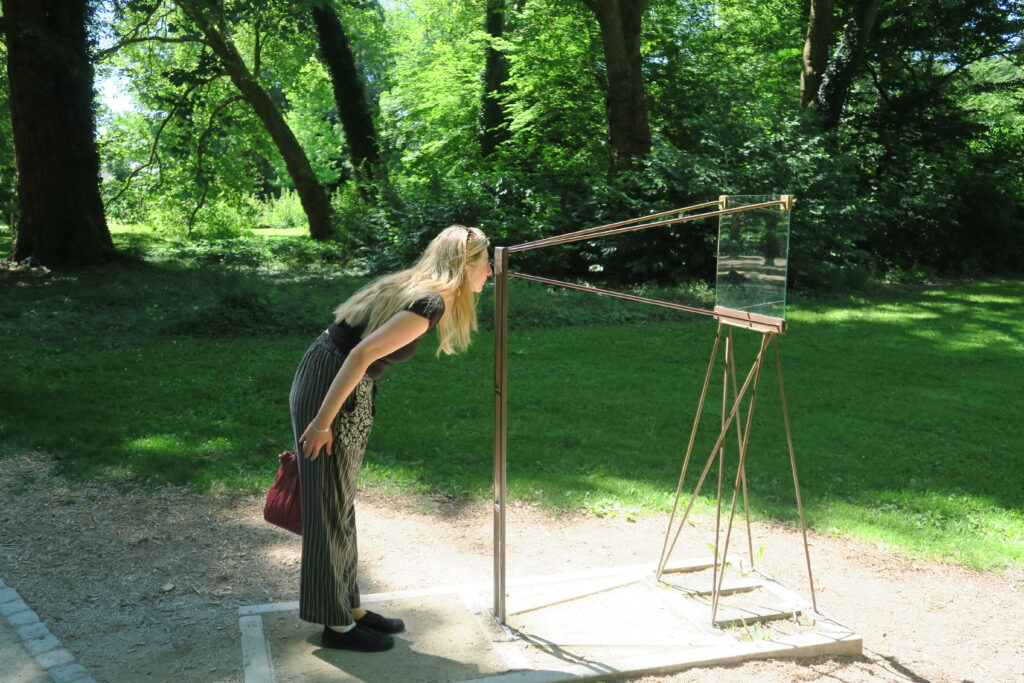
[492,195,814,627]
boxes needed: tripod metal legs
[775,336,817,612]
[657,324,817,623]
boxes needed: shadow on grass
[1,259,1021,567]
[0,337,299,490]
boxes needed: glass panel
[715,195,791,320]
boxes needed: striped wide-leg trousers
[289,333,376,626]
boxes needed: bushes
[330,128,881,290]
[165,287,282,336]
[151,234,347,269]
[103,229,716,340]
[251,190,307,230]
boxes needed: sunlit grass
[1,236,1021,569]
[110,223,307,238]
[250,226,308,237]
[815,490,1024,568]
[363,281,1024,569]
[108,223,154,233]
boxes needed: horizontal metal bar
[512,201,721,251]
[735,300,785,308]
[509,272,716,316]
[510,272,788,330]
[509,199,787,253]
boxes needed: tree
[77,0,1024,281]
[2,0,116,265]
[798,0,882,128]
[852,1,1024,272]
[176,0,335,239]
[481,0,523,157]
[800,0,832,108]
[816,0,882,129]
[578,0,652,162]
[309,0,384,182]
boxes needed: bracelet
[311,424,330,433]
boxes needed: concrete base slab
[259,595,507,683]
[240,559,861,683]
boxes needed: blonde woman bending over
[289,225,491,652]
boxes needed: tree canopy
[0,0,1021,282]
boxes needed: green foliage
[378,0,490,174]
[251,189,307,230]
[842,0,1024,276]
[499,1,607,165]
[279,58,347,187]
[89,0,1024,282]
[148,232,348,269]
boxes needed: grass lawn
[1,228,1021,570]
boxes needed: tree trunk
[800,0,833,108]
[580,0,652,163]
[3,0,116,265]
[481,0,512,158]
[817,0,882,129]
[177,0,334,240]
[310,2,384,182]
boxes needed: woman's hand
[299,421,333,460]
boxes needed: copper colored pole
[712,331,730,597]
[775,336,818,612]
[657,323,723,579]
[728,333,756,565]
[659,334,766,578]
[513,201,721,251]
[510,200,786,252]
[509,273,785,333]
[510,272,736,323]
[492,247,510,624]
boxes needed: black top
[326,294,445,380]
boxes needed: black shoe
[321,624,394,652]
[357,610,406,634]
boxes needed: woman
[289,225,491,652]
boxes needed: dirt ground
[1,453,1022,683]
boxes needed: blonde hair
[334,225,490,355]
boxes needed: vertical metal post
[492,247,510,624]
[711,332,770,623]
[712,330,729,597]
[725,330,755,565]
[657,323,722,578]
[774,336,817,612]
[658,325,764,578]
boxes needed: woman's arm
[300,311,430,460]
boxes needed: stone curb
[0,578,96,683]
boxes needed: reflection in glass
[715,195,791,320]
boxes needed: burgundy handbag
[263,450,302,535]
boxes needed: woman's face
[466,250,492,293]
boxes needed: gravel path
[1,454,1021,682]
